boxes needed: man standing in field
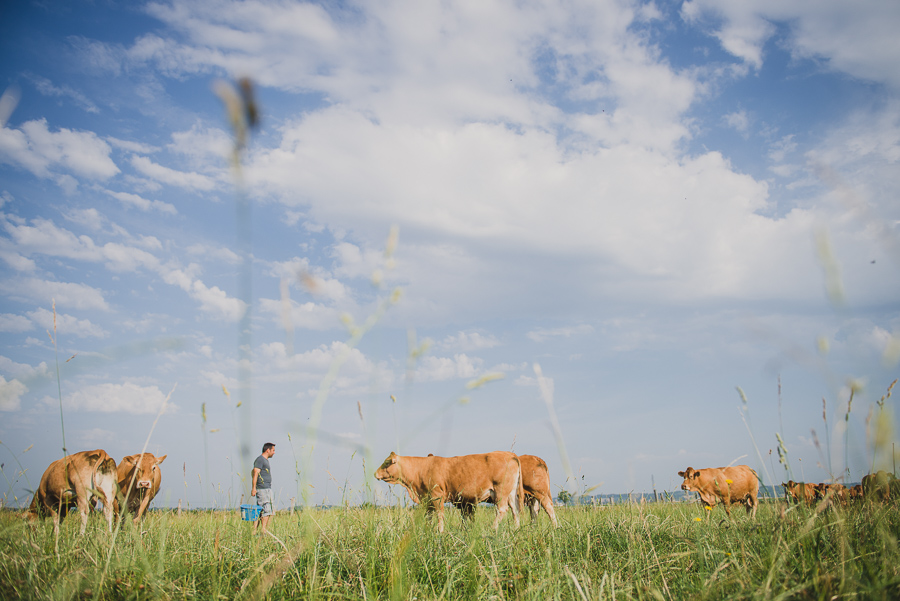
[251,442,275,534]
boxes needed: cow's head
[122,453,167,490]
[677,467,700,492]
[374,452,401,484]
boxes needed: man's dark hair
[262,442,275,453]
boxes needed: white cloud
[255,341,384,394]
[0,356,48,381]
[0,313,33,333]
[682,0,900,87]
[160,266,247,322]
[439,331,501,351]
[130,155,217,191]
[0,277,108,310]
[27,307,108,338]
[0,375,26,411]
[106,190,178,215]
[187,243,241,265]
[0,118,118,182]
[724,110,750,134]
[27,74,100,114]
[527,324,595,343]
[259,297,340,332]
[62,382,173,414]
[415,353,483,382]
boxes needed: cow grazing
[678,465,759,518]
[848,484,864,501]
[375,451,523,533]
[814,482,848,508]
[24,449,118,535]
[782,480,817,506]
[862,471,897,503]
[519,454,559,527]
[117,453,166,522]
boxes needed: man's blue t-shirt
[253,455,272,489]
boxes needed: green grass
[2,499,899,600]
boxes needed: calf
[117,453,167,522]
[376,451,523,533]
[519,454,559,527]
[678,465,759,518]
[24,449,118,535]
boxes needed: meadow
[2,496,899,600]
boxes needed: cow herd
[22,448,899,534]
[783,470,900,508]
[23,449,166,536]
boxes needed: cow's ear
[156,454,167,464]
[677,471,684,477]
[121,455,135,466]
[428,453,434,457]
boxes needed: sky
[1,0,899,512]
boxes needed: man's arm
[251,467,260,495]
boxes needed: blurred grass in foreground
[2,498,899,600]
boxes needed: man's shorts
[256,488,274,517]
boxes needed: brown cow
[862,471,897,502]
[814,482,848,508]
[24,449,118,535]
[848,484,864,501]
[428,452,559,527]
[375,451,523,533]
[519,454,559,527]
[117,453,166,522]
[782,480,817,506]
[678,465,759,518]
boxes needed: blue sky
[1,0,899,511]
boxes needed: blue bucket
[240,504,263,521]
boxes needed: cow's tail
[511,455,524,516]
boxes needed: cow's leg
[525,495,538,521]
[431,499,445,533]
[460,502,476,523]
[75,495,91,535]
[540,494,559,527]
[492,498,509,531]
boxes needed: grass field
[2,497,899,600]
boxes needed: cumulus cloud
[0,313,33,332]
[0,375,27,411]
[130,155,217,191]
[0,118,118,182]
[682,0,900,87]
[106,190,178,214]
[27,307,108,338]
[415,353,483,382]
[0,277,108,310]
[62,382,173,414]
[439,331,501,351]
[161,266,246,322]
[254,341,388,395]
